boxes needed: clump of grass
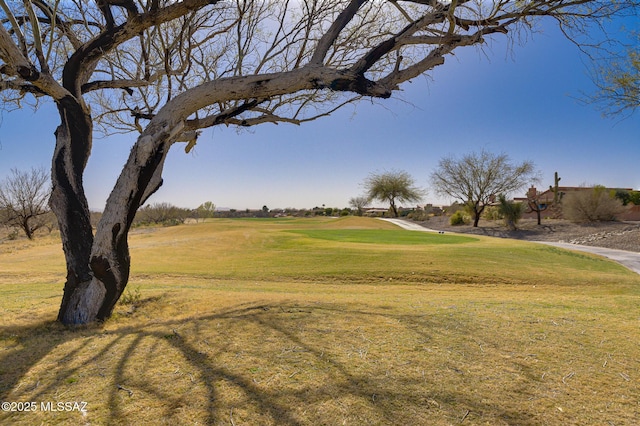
[119,287,141,306]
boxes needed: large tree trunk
[390,200,399,218]
[472,207,481,227]
[57,119,173,323]
[21,218,34,240]
[91,121,173,320]
[50,98,96,324]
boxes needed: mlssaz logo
[40,401,88,412]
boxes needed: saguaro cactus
[549,172,562,205]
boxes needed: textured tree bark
[50,98,96,324]
[58,120,171,324]
[87,120,172,321]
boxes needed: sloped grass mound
[289,228,478,245]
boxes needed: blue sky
[0,21,638,211]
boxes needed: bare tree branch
[310,0,367,65]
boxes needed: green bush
[614,189,640,206]
[483,206,502,221]
[449,210,469,226]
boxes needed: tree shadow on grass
[0,300,556,425]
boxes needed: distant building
[363,206,420,217]
[363,207,389,217]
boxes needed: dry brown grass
[1,217,639,425]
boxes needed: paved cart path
[535,242,640,274]
[381,218,640,275]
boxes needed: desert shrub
[424,205,444,216]
[193,201,216,222]
[563,186,624,222]
[483,206,502,221]
[407,209,428,221]
[449,210,469,226]
[134,202,190,226]
[497,195,523,230]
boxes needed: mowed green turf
[1,216,639,425]
[287,228,479,245]
[121,216,631,285]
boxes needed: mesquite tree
[363,170,424,217]
[0,1,636,325]
[431,150,536,227]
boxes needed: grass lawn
[0,216,639,425]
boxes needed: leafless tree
[431,150,536,227]
[134,201,190,225]
[0,167,51,239]
[525,186,549,225]
[349,195,369,216]
[0,0,636,324]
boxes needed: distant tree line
[129,203,358,227]
[353,151,638,229]
[3,154,637,241]
[205,206,353,219]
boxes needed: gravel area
[415,216,640,253]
